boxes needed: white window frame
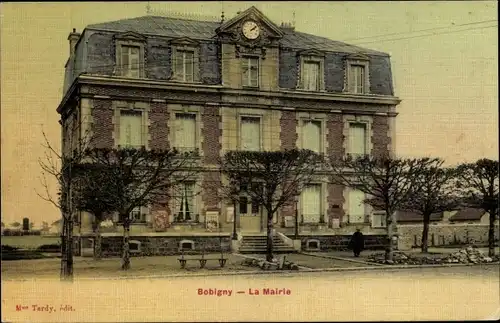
[172,47,199,83]
[173,181,198,223]
[115,39,145,78]
[346,59,370,94]
[298,54,325,91]
[371,211,387,228]
[118,109,145,149]
[300,183,326,224]
[239,115,262,151]
[301,119,324,153]
[173,112,198,153]
[346,188,367,224]
[242,56,260,88]
[347,122,368,158]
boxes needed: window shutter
[242,58,249,86]
[302,185,320,223]
[173,48,183,80]
[303,120,321,152]
[349,123,366,155]
[174,115,185,148]
[129,46,140,78]
[183,114,196,150]
[115,45,123,76]
[241,117,260,151]
[143,206,151,223]
[184,51,194,83]
[348,189,365,223]
[310,62,319,91]
[348,65,356,92]
[193,50,200,82]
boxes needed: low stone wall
[397,224,500,250]
[285,234,388,252]
[78,234,231,257]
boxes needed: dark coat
[350,231,365,251]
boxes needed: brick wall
[371,114,391,157]
[149,101,169,150]
[201,105,221,164]
[327,184,345,225]
[279,110,297,150]
[91,99,113,148]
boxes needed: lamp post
[294,201,299,239]
[232,201,238,240]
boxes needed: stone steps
[239,235,298,254]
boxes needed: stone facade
[59,7,402,244]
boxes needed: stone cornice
[57,75,401,113]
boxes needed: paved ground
[2,266,498,322]
[240,253,370,268]
[1,254,256,280]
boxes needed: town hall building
[58,7,400,255]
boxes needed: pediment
[169,37,200,46]
[346,53,371,61]
[298,49,325,57]
[216,6,284,39]
[114,31,146,42]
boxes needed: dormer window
[346,55,370,94]
[298,51,325,92]
[173,49,195,82]
[114,32,146,79]
[171,39,200,83]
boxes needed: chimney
[280,22,295,31]
[68,28,81,56]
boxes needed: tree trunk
[385,209,396,262]
[121,218,131,270]
[488,209,497,257]
[421,212,431,253]
[266,215,274,262]
[93,220,102,261]
[60,216,68,280]
[64,215,74,281]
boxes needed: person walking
[350,228,365,257]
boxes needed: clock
[242,20,261,40]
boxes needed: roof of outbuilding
[86,15,388,56]
[449,208,486,221]
[396,211,443,222]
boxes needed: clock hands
[250,26,258,32]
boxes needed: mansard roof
[86,15,389,56]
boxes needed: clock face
[242,20,260,40]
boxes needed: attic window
[172,45,200,83]
[115,35,145,78]
[298,54,325,92]
[345,56,370,94]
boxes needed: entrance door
[239,196,262,232]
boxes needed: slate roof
[449,208,486,221]
[86,15,388,56]
[396,211,443,222]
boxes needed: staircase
[238,235,297,254]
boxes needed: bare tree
[457,159,499,256]
[400,160,462,253]
[81,147,198,270]
[220,149,323,262]
[37,129,92,281]
[329,155,440,263]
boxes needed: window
[174,113,196,152]
[348,189,365,223]
[120,45,141,78]
[239,183,261,216]
[117,206,147,224]
[301,184,322,223]
[302,120,322,153]
[240,116,261,151]
[371,211,386,228]
[302,61,321,91]
[119,110,143,148]
[348,64,366,94]
[348,123,367,156]
[242,57,259,87]
[173,49,195,82]
[174,182,196,222]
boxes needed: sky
[1,1,498,225]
